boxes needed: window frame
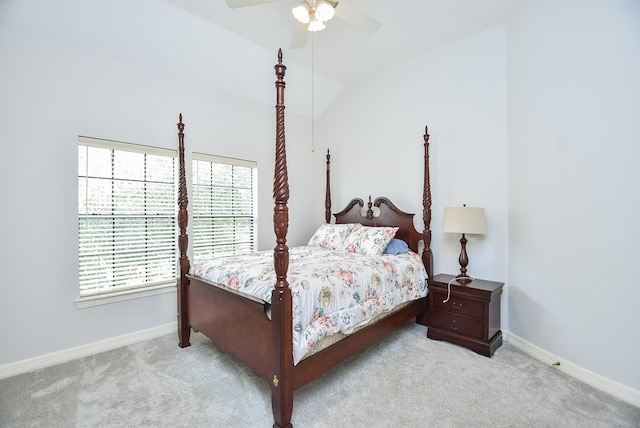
[76,136,178,308]
[191,153,258,263]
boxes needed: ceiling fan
[225,0,382,49]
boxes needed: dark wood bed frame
[176,49,433,428]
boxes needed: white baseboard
[0,322,177,380]
[504,331,640,408]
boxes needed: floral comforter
[191,246,428,364]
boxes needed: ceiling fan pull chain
[311,31,315,153]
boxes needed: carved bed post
[325,149,331,223]
[177,114,191,348]
[422,126,434,277]
[270,49,294,428]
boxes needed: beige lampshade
[442,206,487,235]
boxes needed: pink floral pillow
[307,223,361,251]
[341,226,399,256]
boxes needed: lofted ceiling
[2,0,529,117]
[163,0,529,86]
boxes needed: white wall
[0,2,315,366]
[507,0,640,391]
[318,25,509,289]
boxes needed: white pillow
[307,223,361,251]
[341,226,399,256]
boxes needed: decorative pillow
[383,238,410,255]
[307,223,361,251]
[341,226,399,256]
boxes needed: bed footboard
[187,276,274,378]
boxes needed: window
[192,154,257,263]
[78,137,177,302]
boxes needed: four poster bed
[176,49,433,428]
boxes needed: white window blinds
[78,137,177,297]
[192,154,257,262]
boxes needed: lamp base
[456,233,471,282]
[455,274,473,284]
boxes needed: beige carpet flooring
[1,322,639,427]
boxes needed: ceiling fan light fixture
[292,1,311,24]
[315,0,335,22]
[307,13,326,31]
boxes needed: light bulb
[292,1,311,24]
[307,15,326,32]
[315,0,335,22]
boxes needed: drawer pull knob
[450,320,458,331]
[452,301,463,309]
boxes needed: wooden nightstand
[426,273,504,357]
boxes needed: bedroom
[0,0,638,423]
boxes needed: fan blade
[225,0,287,9]
[289,21,308,49]
[334,1,382,35]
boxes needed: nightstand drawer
[430,310,484,339]
[430,291,484,319]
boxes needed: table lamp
[442,205,486,283]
